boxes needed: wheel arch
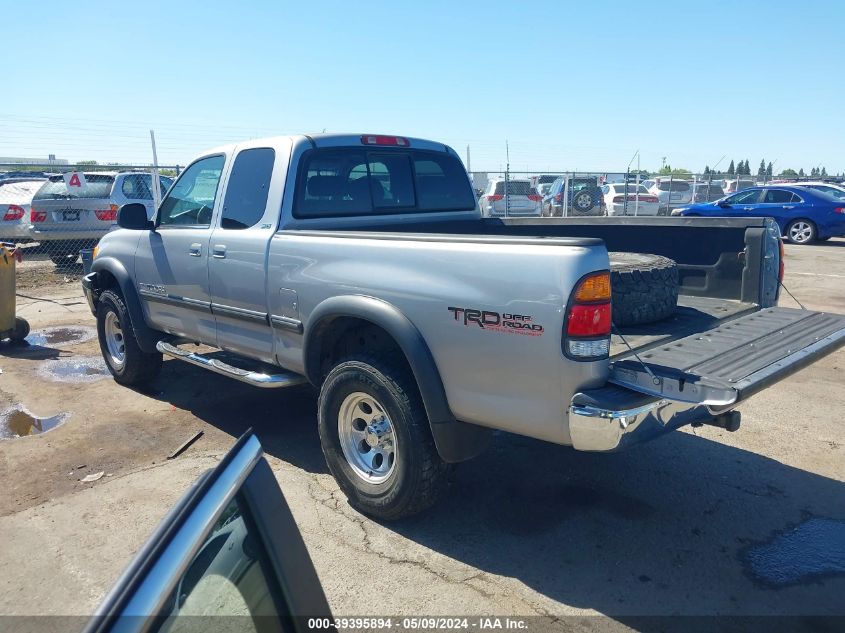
[304,295,490,463]
[90,257,160,353]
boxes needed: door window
[762,189,794,204]
[220,148,276,229]
[159,155,225,227]
[724,189,761,205]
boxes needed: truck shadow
[144,361,845,624]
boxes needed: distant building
[0,155,69,165]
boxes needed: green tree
[766,162,773,177]
[727,160,735,176]
[821,167,827,177]
[779,168,798,178]
[798,168,805,177]
[704,165,711,175]
[658,166,691,176]
[758,160,766,177]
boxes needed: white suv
[645,178,692,209]
[479,179,542,217]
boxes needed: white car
[646,178,692,208]
[0,179,47,241]
[479,179,542,217]
[601,183,660,216]
[791,181,845,201]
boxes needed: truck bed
[611,295,757,357]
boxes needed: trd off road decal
[447,307,544,336]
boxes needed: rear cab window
[33,174,115,200]
[294,148,476,218]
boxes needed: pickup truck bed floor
[611,295,757,357]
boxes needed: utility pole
[661,156,667,171]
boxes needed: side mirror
[117,203,153,230]
[718,201,731,208]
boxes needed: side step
[156,341,308,389]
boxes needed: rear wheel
[571,190,595,215]
[785,219,816,245]
[96,289,162,385]
[318,354,451,520]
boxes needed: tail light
[361,135,409,146]
[554,193,562,203]
[643,195,659,203]
[95,204,119,221]
[3,204,25,221]
[31,209,47,222]
[488,194,503,202]
[528,194,542,202]
[564,271,612,359]
[835,207,845,214]
[612,195,624,203]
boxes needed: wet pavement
[0,406,69,440]
[25,326,97,348]
[744,517,845,587]
[37,356,109,383]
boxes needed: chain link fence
[0,163,179,293]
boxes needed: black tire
[318,354,451,520]
[96,289,162,385]
[10,317,30,343]
[50,253,75,266]
[609,252,679,326]
[571,190,595,215]
[784,219,817,245]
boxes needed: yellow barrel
[0,244,16,334]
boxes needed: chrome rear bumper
[568,387,722,452]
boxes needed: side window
[790,193,804,203]
[122,174,153,200]
[159,156,225,227]
[220,148,276,230]
[763,189,793,204]
[726,189,761,204]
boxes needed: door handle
[783,205,795,209]
[189,243,202,257]
[212,244,227,259]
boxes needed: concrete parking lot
[1,240,844,626]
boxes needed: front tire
[785,219,816,245]
[318,354,451,520]
[96,289,162,385]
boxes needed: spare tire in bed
[608,252,679,326]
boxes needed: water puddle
[38,356,109,383]
[743,518,845,587]
[0,406,69,439]
[25,326,97,347]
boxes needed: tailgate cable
[611,323,660,386]
[779,282,807,310]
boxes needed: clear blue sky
[2,0,842,174]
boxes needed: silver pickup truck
[82,133,845,519]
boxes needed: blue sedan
[673,185,845,244]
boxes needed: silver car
[0,179,46,241]
[29,171,173,264]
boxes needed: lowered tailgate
[610,307,845,407]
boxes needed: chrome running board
[156,341,307,389]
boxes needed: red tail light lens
[31,209,47,222]
[487,194,503,202]
[643,195,659,203]
[554,193,562,203]
[95,204,119,221]
[564,271,612,358]
[612,195,624,203]
[567,303,612,337]
[3,204,25,221]
[528,194,542,202]
[835,207,845,214]
[361,135,409,146]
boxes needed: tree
[727,160,735,176]
[77,160,98,165]
[766,162,773,177]
[758,160,766,177]
[742,159,751,175]
[704,165,711,175]
[821,167,827,177]
[798,168,805,177]
[658,166,691,176]
[780,168,798,178]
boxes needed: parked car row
[0,171,172,264]
[673,184,845,244]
